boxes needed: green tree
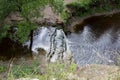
[0,0,64,22]
[0,0,64,53]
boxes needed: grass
[0,65,7,73]
[108,69,120,80]
[3,58,76,80]
[0,57,120,80]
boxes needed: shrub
[66,0,120,17]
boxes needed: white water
[26,27,71,62]
[26,25,120,66]
[68,25,120,66]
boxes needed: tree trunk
[29,30,33,56]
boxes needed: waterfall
[25,24,120,66]
[25,27,72,62]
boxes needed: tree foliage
[0,0,64,21]
[0,24,10,40]
[0,0,64,43]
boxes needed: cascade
[26,22,120,66]
[26,27,72,62]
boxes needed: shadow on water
[0,38,31,60]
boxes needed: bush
[0,25,10,41]
[66,0,120,17]
[15,21,37,43]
